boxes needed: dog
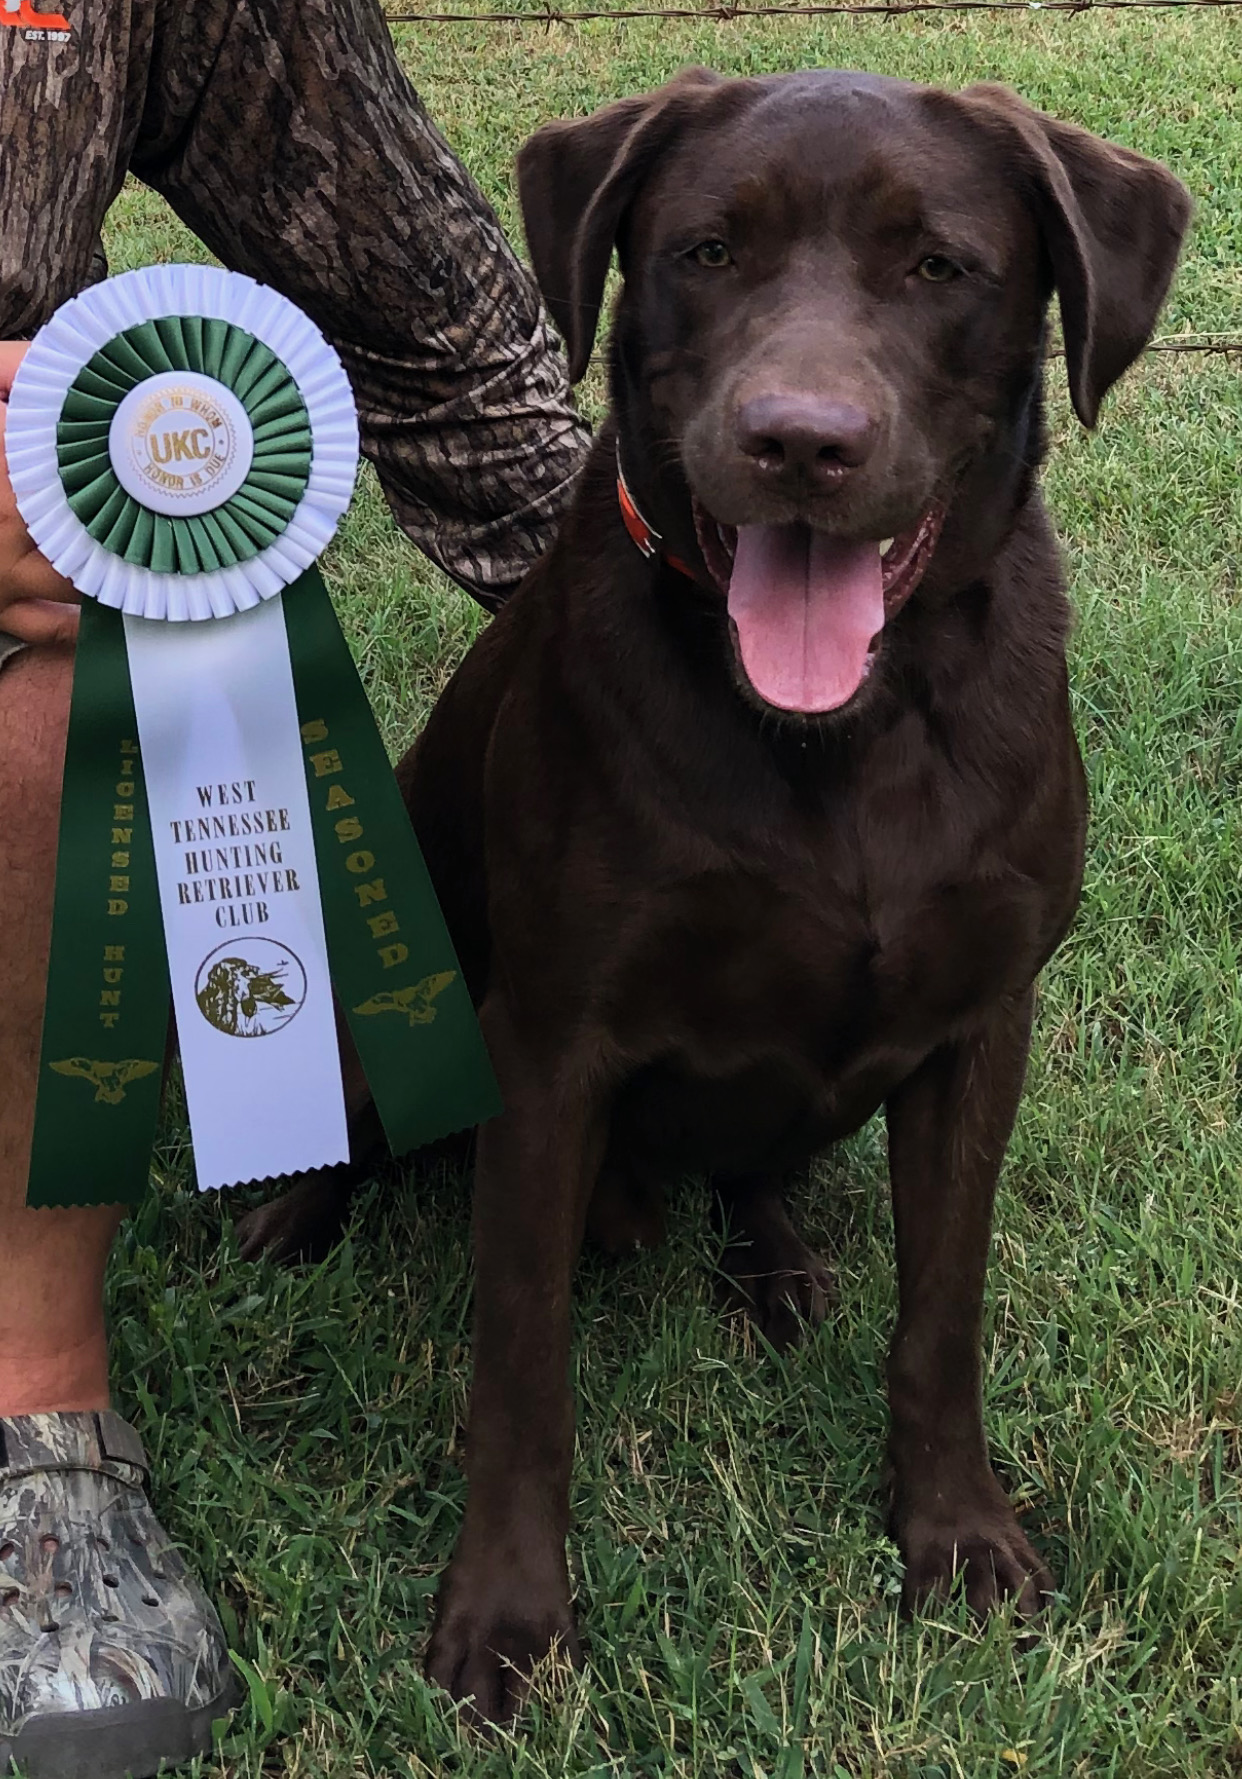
[242,66,1190,1722]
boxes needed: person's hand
[0,341,80,646]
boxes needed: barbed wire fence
[387,0,1242,21]
[384,0,1242,359]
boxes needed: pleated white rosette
[6,264,358,620]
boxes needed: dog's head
[519,70,1190,719]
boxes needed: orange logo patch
[2,0,72,32]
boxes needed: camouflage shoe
[0,1411,237,1778]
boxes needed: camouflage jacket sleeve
[0,0,587,608]
[138,0,588,607]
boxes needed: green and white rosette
[7,265,500,1209]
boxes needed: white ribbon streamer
[125,598,350,1189]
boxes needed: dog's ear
[517,68,727,381]
[954,85,1192,426]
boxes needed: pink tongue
[727,523,884,713]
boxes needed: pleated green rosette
[7,266,500,1209]
[57,319,313,589]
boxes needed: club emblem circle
[108,372,255,517]
[194,937,307,1039]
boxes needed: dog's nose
[735,394,877,480]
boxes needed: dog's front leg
[884,987,1054,1622]
[426,996,610,1724]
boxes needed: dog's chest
[604,829,1048,1164]
[614,848,1038,1041]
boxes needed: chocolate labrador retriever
[245,67,1189,1720]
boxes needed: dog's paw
[715,1178,836,1351]
[426,1574,579,1726]
[726,1239,835,1351]
[234,1166,352,1264]
[586,1162,666,1257]
[896,1493,1054,1623]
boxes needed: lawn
[95,8,1242,1776]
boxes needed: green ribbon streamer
[27,599,170,1209]
[56,319,312,572]
[26,573,501,1207]
[285,566,502,1154]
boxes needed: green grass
[95,12,1242,1776]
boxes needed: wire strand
[386,0,1242,24]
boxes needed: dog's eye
[916,254,961,284]
[691,239,732,269]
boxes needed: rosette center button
[108,372,255,518]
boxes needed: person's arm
[0,344,80,647]
[133,0,588,609]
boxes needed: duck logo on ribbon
[49,1057,159,1106]
[195,939,306,1039]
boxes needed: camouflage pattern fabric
[0,1411,235,1773]
[0,0,589,608]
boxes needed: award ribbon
[7,265,500,1208]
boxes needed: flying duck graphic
[353,971,456,1028]
[50,1058,160,1105]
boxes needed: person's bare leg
[0,643,120,1416]
[0,640,237,1778]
